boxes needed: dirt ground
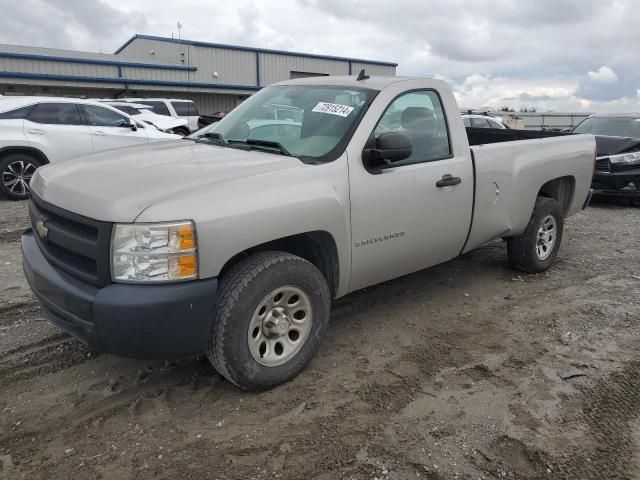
[0,198,639,480]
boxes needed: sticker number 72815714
[311,102,355,117]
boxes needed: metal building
[0,34,397,113]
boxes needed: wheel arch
[537,175,575,217]
[219,230,340,299]
[0,146,50,166]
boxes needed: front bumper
[592,168,640,197]
[22,229,217,360]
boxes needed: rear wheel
[507,197,564,273]
[0,153,41,200]
[207,251,331,391]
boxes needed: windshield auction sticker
[312,102,354,117]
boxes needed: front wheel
[207,252,331,391]
[0,153,41,200]
[507,197,564,273]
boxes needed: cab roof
[274,75,425,91]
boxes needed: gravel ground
[0,198,639,480]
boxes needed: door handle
[93,131,106,136]
[436,174,462,188]
[27,128,45,135]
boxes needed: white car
[462,114,508,129]
[99,101,190,136]
[120,98,200,132]
[0,97,180,200]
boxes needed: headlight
[608,151,640,165]
[111,221,197,283]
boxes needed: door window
[0,105,35,119]
[27,103,84,125]
[171,101,199,116]
[138,101,171,116]
[470,117,491,128]
[373,90,451,166]
[80,105,130,127]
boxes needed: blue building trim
[115,34,398,67]
[0,51,197,71]
[0,71,261,91]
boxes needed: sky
[0,0,639,112]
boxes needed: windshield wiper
[195,132,227,146]
[227,139,292,157]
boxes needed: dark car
[196,111,226,130]
[571,113,640,205]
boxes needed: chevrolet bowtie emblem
[35,219,49,240]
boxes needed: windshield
[573,117,640,138]
[189,85,376,161]
[108,104,142,116]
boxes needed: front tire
[507,197,564,273]
[0,153,40,200]
[208,252,331,391]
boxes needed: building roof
[115,34,398,67]
[0,43,196,71]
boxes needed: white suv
[121,98,200,132]
[0,97,180,200]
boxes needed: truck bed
[465,127,568,146]
[463,129,595,254]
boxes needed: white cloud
[1,0,639,112]
[587,66,618,84]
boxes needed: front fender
[136,157,352,296]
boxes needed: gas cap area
[486,181,500,205]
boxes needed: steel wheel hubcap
[2,160,36,196]
[536,214,557,260]
[248,285,313,367]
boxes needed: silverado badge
[35,219,49,240]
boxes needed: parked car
[570,113,640,204]
[22,75,595,391]
[197,111,226,130]
[99,101,190,136]
[462,114,508,129]
[0,97,180,199]
[120,98,200,132]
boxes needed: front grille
[595,158,611,172]
[29,194,112,286]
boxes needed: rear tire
[207,251,331,391]
[0,153,41,200]
[507,197,564,273]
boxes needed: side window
[470,117,491,128]
[141,101,171,116]
[27,103,84,125]
[0,105,35,120]
[462,117,471,128]
[489,120,503,129]
[373,90,451,166]
[171,101,199,116]
[80,105,129,127]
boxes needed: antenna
[356,69,369,81]
[177,22,183,41]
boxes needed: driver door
[79,104,148,152]
[348,89,474,291]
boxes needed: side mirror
[363,132,412,169]
[128,118,138,131]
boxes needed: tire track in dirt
[551,361,640,480]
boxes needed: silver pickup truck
[21,75,595,390]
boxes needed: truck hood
[31,140,304,222]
